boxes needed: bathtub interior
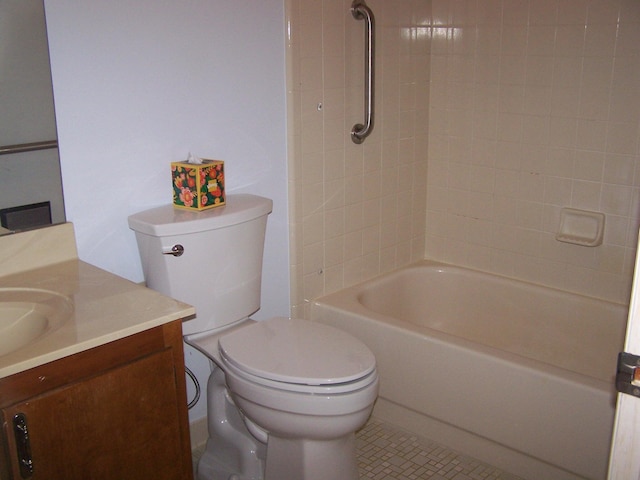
[355,264,627,382]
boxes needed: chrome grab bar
[350,0,375,144]
[0,140,58,156]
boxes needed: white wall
[1,0,56,146]
[44,0,289,422]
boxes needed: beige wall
[286,0,431,316]
[426,0,640,304]
[287,0,640,313]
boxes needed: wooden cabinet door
[2,348,189,480]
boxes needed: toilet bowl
[188,317,378,480]
[226,364,377,480]
[128,195,379,480]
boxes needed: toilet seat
[218,317,376,394]
[221,354,378,395]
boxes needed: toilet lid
[218,317,376,386]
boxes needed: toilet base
[197,443,254,480]
[196,367,266,480]
[264,433,359,480]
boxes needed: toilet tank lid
[127,194,273,237]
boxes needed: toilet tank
[128,194,273,335]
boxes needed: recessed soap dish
[556,208,605,247]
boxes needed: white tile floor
[357,419,523,480]
[192,417,524,479]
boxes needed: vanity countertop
[0,223,195,378]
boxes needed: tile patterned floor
[192,418,524,479]
[356,419,523,480]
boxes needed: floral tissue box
[171,159,225,211]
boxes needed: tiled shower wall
[287,0,640,313]
[426,0,640,304]
[286,0,431,316]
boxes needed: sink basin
[0,288,73,357]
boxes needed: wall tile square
[424,0,640,304]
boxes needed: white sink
[0,288,73,357]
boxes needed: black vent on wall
[0,202,52,231]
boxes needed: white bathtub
[311,260,627,480]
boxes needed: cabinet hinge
[616,352,640,398]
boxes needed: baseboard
[190,416,208,451]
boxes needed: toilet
[128,194,379,480]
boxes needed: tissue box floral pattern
[171,160,225,211]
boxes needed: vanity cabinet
[0,321,193,480]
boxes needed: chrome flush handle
[162,244,184,257]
